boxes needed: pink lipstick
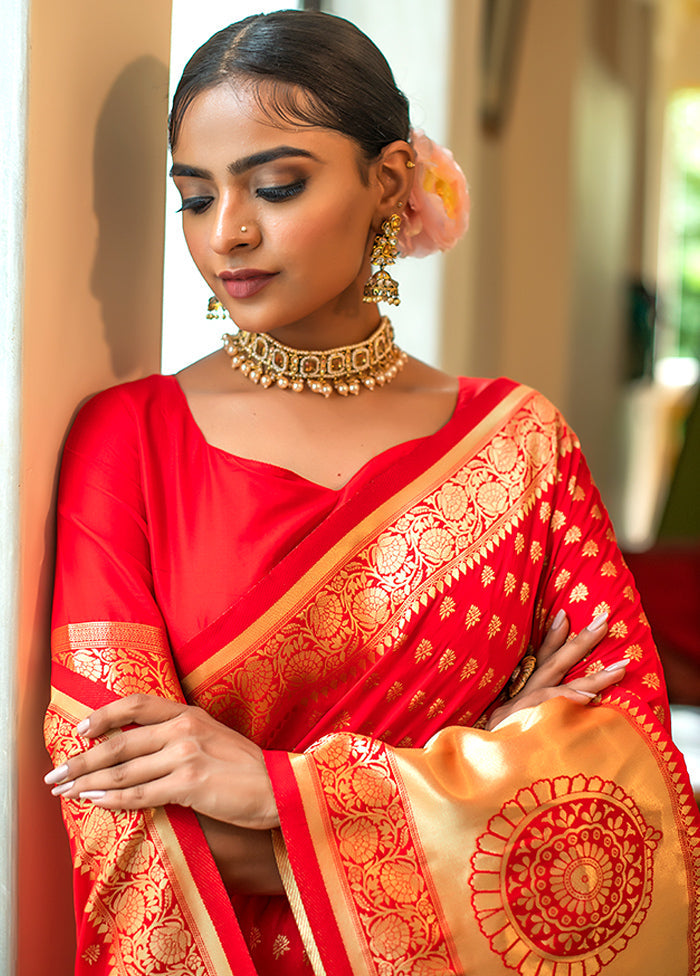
[219,269,277,299]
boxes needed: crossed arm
[45,610,627,896]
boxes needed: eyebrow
[170,146,318,180]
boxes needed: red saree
[45,375,700,975]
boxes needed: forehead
[172,83,356,163]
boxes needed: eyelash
[177,196,212,215]
[176,179,307,214]
[256,179,307,202]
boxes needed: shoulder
[468,377,572,428]
[67,375,179,443]
[451,377,581,457]
[63,375,183,475]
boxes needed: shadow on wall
[91,56,169,378]
[18,56,170,976]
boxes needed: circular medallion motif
[469,775,660,976]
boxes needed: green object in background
[658,385,700,540]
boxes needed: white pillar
[0,0,29,970]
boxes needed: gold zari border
[185,385,536,692]
[44,688,233,976]
[272,829,327,976]
[52,620,182,702]
[287,698,699,976]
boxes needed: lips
[219,269,278,300]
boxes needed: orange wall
[19,2,171,972]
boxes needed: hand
[486,611,629,731]
[44,694,279,830]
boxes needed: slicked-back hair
[169,9,411,167]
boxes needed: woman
[44,10,699,976]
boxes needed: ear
[371,140,415,220]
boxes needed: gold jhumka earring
[206,296,228,320]
[363,213,401,306]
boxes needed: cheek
[182,226,221,287]
[276,199,372,268]
[182,224,208,267]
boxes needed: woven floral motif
[195,393,574,737]
[44,706,209,975]
[469,775,660,975]
[53,622,181,702]
[309,733,459,974]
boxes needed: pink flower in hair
[398,129,470,258]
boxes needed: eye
[177,196,213,215]
[256,179,307,203]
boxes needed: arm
[48,388,699,975]
[258,403,699,975]
[44,386,273,974]
[46,617,613,889]
[527,404,670,722]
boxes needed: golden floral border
[189,390,574,740]
[52,620,182,702]
[184,384,536,693]
[44,689,233,976]
[302,733,461,975]
[605,694,700,973]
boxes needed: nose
[210,193,259,254]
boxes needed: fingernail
[572,688,597,698]
[605,658,630,672]
[79,791,106,801]
[552,609,566,630]
[586,612,609,632]
[51,781,75,797]
[76,718,90,736]
[44,764,69,786]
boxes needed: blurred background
[5,0,699,972]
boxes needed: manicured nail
[79,791,106,801]
[51,781,75,797]
[586,612,609,632]
[44,764,69,786]
[572,688,597,698]
[76,718,90,736]
[605,658,630,672]
[551,609,566,630]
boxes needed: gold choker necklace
[221,317,408,397]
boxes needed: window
[656,89,700,385]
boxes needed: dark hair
[169,9,410,165]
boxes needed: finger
[506,665,625,715]
[564,657,630,697]
[77,772,184,812]
[534,609,570,666]
[50,744,181,798]
[527,612,608,690]
[45,721,174,787]
[72,695,183,739]
[487,656,629,731]
[74,694,187,739]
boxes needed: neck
[264,303,383,352]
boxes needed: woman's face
[171,83,384,346]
